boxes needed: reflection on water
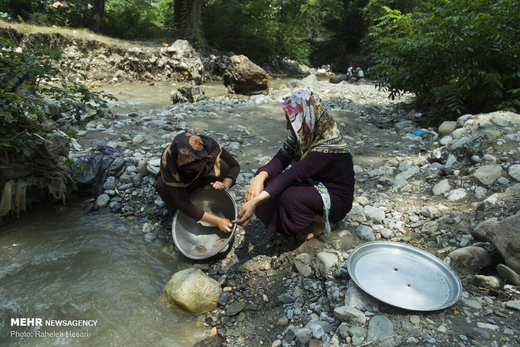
[0,204,207,346]
[96,81,229,113]
[96,78,296,113]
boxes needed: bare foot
[295,219,336,241]
[296,221,325,241]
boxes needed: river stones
[162,268,221,314]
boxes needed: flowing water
[0,77,322,346]
[0,202,208,346]
[0,80,243,346]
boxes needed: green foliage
[203,0,318,64]
[366,0,520,122]
[0,37,114,157]
[103,0,167,40]
[189,20,209,54]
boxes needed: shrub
[0,37,113,158]
[366,0,520,122]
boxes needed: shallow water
[96,78,295,113]
[0,203,207,346]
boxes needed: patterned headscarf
[281,90,349,160]
[161,132,222,187]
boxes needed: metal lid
[347,241,462,311]
[172,186,237,260]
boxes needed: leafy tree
[102,0,165,40]
[366,0,520,122]
[203,0,319,64]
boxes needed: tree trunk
[173,0,204,39]
[91,0,106,33]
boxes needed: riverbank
[71,75,520,347]
[2,25,520,346]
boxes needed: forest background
[0,0,519,158]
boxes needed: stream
[0,80,242,346]
[0,201,208,346]
[1,76,343,346]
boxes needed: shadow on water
[0,202,210,346]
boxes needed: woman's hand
[245,171,268,202]
[233,190,271,227]
[215,217,233,233]
[211,178,233,191]
[200,212,233,233]
[210,181,226,191]
[234,200,256,227]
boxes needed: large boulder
[329,74,347,84]
[161,268,221,314]
[163,39,205,84]
[223,55,270,95]
[471,212,520,274]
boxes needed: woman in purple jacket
[234,91,355,241]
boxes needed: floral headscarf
[281,90,349,160]
[161,132,222,187]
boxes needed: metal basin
[172,186,237,260]
[347,241,462,311]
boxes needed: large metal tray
[172,186,237,260]
[347,241,462,311]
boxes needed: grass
[0,19,159,49]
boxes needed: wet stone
[277,294,295,304]
[225,300,246,316]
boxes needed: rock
[137,159,149,176]
[474,275,501,290]
[421,221,439,236]
[508,164,520,181]
[496,264,520,285]
[473,164,503,186]
[448,246,492,272]
[165,39,204,83]
[470,212,520,273]
[316,252,339,277]
[277,293,295,304]
[294,253,313,277]
[95,193,110,207]
[344,285,378,310]
[132,134,146,144]
[161,268,221,314]
[329,74,347,84]
[438,121,458,136]
[295,328,312,344]
[447,188,467,201]
[432,179,450,195]
[476,322,499,331]
[310,323,325,339]
[171,86,206,104]
[147,158,161,176]
[395,167,420,181]
[462,298,482,310]
[333,306,366,324]
[505,300,520,311]
[225,300,246,316]
[223,55,270,95]
[347,204,366,223]
[355,225,375,241]
[364,205,385,223]
[367,315,394,346]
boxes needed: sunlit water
[0,77,299,346]
[0,203,207,346]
